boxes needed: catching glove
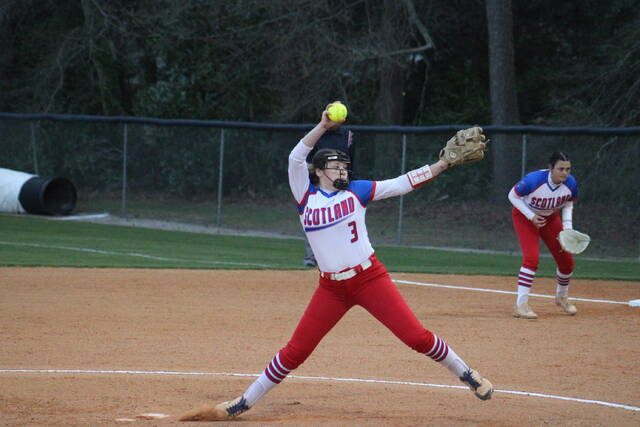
[440,127,488,167]
[558,229,591,254]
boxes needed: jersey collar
[546,170,561,191]
[318,188,340,198]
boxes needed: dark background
[1,1,638,259]
[1,0,638,127]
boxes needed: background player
[509,151,579,319]
[302,120,356,267]
[179,102,493,421]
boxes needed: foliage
[512,0,640,126]
[2,0,635,127]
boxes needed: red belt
[320,254,375,281]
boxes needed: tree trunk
[372,0,407,173]
[486,0,521,202]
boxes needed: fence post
[121,123,128,215]
[30,122,39,175]
[216,128,225,227]
[521,133,527,178]
[397,133,407,245]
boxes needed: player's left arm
[372,159,449,201]
[561,201,574,230]
[561,175,579,230]
[372,126,485,200]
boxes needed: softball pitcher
[302,124,356,267]
[179,103,493,421]
[509,151,579,319]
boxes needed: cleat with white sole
[555,296,577,315]
[178,395,250,421]
[513,302,538,319]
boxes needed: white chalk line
[52,213,111,221]
[1,369,638,413]
[1,266,637,413]
[0,240,271,268]
[393,279,636,306]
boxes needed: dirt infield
[1,267,639,426]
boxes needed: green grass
[1,214,638,281]
[79,196,301,235]
[80,196,640,259]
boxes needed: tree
[485,0,521,201]
[3,0,635,130]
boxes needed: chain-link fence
[1,113,639,261]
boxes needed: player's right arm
[288,103,342,202]
[508,187,545,228]
[288,140,313,203]
[299,104,338,149]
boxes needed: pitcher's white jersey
[289,140,413,272]
[513,169,578,217]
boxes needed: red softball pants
[511,207,574,274]
[277,256,434,370]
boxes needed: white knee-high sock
[425,335,469,378]
[517,266,536,306]
[243,372,278,407]
[242,352,291,407]
[556,268,572,297]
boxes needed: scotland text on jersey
[303,196,356,231]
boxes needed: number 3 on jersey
[348,221,359,243]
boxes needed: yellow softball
[327,102,348,122]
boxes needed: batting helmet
[310,149,351,190]
[311,149,351,171]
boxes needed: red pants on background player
[512,208,574,274]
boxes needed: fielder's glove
[439,127,488,167]
[558,229,591,254]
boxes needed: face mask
[322,166,350,190]
[332,178,349,190]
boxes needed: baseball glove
[439,127,488,167]
[558,229,591,255]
